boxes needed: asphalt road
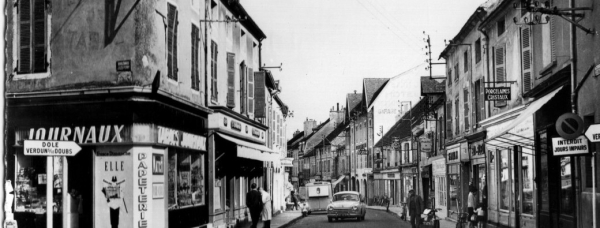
[287,209,412,228]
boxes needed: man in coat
[259,187,272,228]
[246,183,263,228]
[406,189,423,228]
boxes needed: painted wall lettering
[27,125,125,144]
[136,152,149,228]
[157,126,207,151]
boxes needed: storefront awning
[332,175,346,188]
[485,86,563,149]
[217,133,279,162]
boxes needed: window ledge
[13,72,50,81]
[538,61,557,77]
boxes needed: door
[68,148,93,228]
[519,148,536,228]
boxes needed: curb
[276,215,304,228]
[367,207,410,224]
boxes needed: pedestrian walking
[291,191,299,210]
[260,187,272,228]
[468,185,478,227]
[406,189,423,228]
[246,183,264,228]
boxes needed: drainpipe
[259,38,264,70]
[204,0,209,106]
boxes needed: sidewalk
[239,211,303,228]
[367,205,456,228]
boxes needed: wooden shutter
[19,0,47,73]
[464,51,468,73]
[447,68,452,85]
[211,41,218,101]
[254,71,266,118]
[455,98,460,134]
[226,53,235,108]
[19,0,33,73]
[248,68,254,115]
[32,0,46,72]
[191,25,200,90]
[454,64,459,81]
[464,89,470,131]
[521,27,532,93]
[167,4,178,80]
[240,62,246,114]
[446,102,452,139]
[494,45,507,107]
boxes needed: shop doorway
[67,149,93,228]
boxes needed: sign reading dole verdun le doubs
[485,87,511,101]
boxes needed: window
[448,164,460,212]
[437,176,447,206]
[168,150,206,210]
[494,45,507,107]
[167,4,179,81]
[226,53,235,108]
[497,18,505,37]
[211,41,218,101]
[521,27,532,93]
[240,62,246,113]
[463,51,469,73]
[454,63,459,81]
[448,68,453,85]
[455,98,460,135]
[488,146,497,209]
[475,38,482,63]
[191,25,200,90]
[464,89,470,131]
[18,0,48,74]
[15,154,63,213]
[522,151,534,215]
[248,68,254,115]
[499,149,510,210]
[446,102,452,139]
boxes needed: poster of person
[94,147,133,228]
[308,185,329,197]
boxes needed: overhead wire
[365,0,424,48]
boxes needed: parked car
[326,191,367,222]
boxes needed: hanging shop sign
[421,138,432,153]
[552,135,589,156]
[585,124,600,143]
[555,113,584,140]
[281,158,294,167]
[24,140,82,156]
[484,87,511,101]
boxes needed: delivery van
[299,182,333,214]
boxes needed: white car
[326,191,367,222]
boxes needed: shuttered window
[463,51,469,73]
[226,53,235,108]
[464,89,470,131]
[191,25,200,90]
[455,98,460,135]
[474,80,483,123]
[167,4,178,81]
[447,68,452,85]
[454,63,459,81]
[211,41,218,102]
[240,62,246,114]
[248,68,254,115]
[475,38,481,63]
[446,102,452,139]
[18,0,47,73]
[494,45,507,107]
[521,27,532,93]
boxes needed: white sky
[242,0,487,140]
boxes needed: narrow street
[288,209,410,228]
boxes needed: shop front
[207,109,278,228]
[401,167,418,204]
[9,123,208,228]
[466,132,487,216]
[380,171,401,205]
[432,157,447,219]
[445,142,469,220]
[482,86,563,228]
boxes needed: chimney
[337,103,339,111]
[354,90,356,94]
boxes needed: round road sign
[555,113,584,140]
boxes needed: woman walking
[260,187,272,228]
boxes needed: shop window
[437,176,447,206]
[488,147,497,209]
[448,164,459,212]
[15,155,63,214]
[522,151,534,215]
[168,150,206,210]
[499,149,510,211]
[559,157,574,215]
